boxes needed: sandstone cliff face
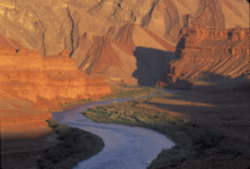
[0,46,111,102]
[0,0,248,84]
[0,96,53,140]
[156,28,250,89]
[0,44,112,139]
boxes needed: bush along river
[52,89,181,169]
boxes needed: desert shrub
[47,118,59,128]
[100,86,162,100]
[193,131,224,149]
[81,98,236,169]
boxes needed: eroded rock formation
[156,28,250,89]
[77,23,176,84]
[0,0,248,52]
[0,44,112,139]
[0,0,248,84]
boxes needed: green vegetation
[37,118,104,169]
[59,85,162,109]
[100,85,162,100]
[59,99,90,109]
[82,96,250,168]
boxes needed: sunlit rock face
[0,46,111,103]
[0,40,112,139]
[0,98,53,140]
[0,0,248,51]
[0,0,248,84]
[156,28,250,89]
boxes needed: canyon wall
[156,28,250,89]
[0,0,248,84]
[0,0,248,54]
[0,45,112,139]
[182,28,249,55]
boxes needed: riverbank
[59,85,162,110]
[51,95,176,169]
[82,87,250,169]
[1,134,59,169]
[35,85,163,169]
[37,119,104,169]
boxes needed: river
[52,89,180,169]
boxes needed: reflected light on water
[52,89,180,169]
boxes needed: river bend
[52,89,180,169]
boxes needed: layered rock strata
[0,0,248,54]
[0,45,112,139]
[0,0,248,84]
[156,28,250,89]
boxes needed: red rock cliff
[0,45,112,139]
[156,28,249,89]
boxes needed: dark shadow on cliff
[146,36,194,90]
[132,47,176,85]
[175,36,185,59]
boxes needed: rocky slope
[0,0,249,84]
[156,27,250,89]
[77,23,176,84]
[0,43,111,140]
[0,33,23,48]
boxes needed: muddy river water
[52,89,180,169]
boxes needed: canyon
[0,0,249,84]
[0,0,249,169]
